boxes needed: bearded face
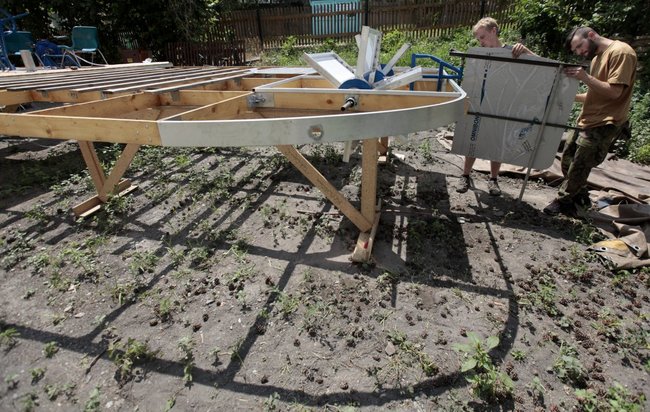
[571,35,598,60]
[584,38,598,59]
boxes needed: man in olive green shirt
[543,27,637,216]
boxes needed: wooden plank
[378,136,389,156]
[149,70,252,93]
[103,143,140,195]
[104,68,250,93]
[6,66,177,91]
[72,179,136,217]
[360,138,378,222]
[72,67,231,92]
[270,91,452,111]
[0,114,161,144]
[158,90,249,106]
[63,68,211,92]
[351,203,381,263]
[275,144,372,232]
[0,90,32,106]
[24,93,161,118]
[163,94,251,121]
[30,90,127,104]
[78,141,107,199]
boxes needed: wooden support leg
[342,140,358,163]
[73,142,140,217]
[351,138,380,263]
[276,144,372,232]
[378,136,389,164]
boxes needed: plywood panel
[452,47,578,169]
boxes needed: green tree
[516,0,650,59]
[0,0,215,61]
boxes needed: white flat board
[302,52,355,87]
[452,47,579,169]
[355,26,382,80]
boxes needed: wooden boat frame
[0,63,466,261]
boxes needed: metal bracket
[308,124,324,141]
[247,93,273,108]
[341,95,359,111]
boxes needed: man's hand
[564,66,588,82]
[512,43,534,58]
[564,66,625,100]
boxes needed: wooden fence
[221,0,517,55]
[120,0,516,66]
[164,40,246,67]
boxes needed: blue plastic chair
[61,26,108,65]
[36,39,79,68]
[0,9,30,70]
[1,31,42,69]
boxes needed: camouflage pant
[558,124,623,203]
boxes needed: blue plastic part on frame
[410,53,463,91]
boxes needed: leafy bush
[628,90,650,164]
[516,0,649,59]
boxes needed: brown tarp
[586,199,650,269]
[438,134,650,268]
[487,154,650,203]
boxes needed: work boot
[487,178,501,196]
[574,191,591,208]
[543,199,577,217]
[456,175,471,193]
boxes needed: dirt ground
[0,129,648,411]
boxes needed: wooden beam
[28,93,161,118]
[165,95,251,121]
[275,144,372,232]
[351,203,381,263]
[350,138,380,262]
[270,92,451,111]
[73,142,140,216]
[0,90,32,106]
[72,179,136,217]
[78,141,107,199]
[158,90,250,106]
[360,139,378,222]
[104,68,250,94]
[103,143,140,196]
[0,114,161,144]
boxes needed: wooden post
[351,138,381,262]
[378,136,389,163]
[73,142,140,217]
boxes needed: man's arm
[564,66,625,100]
[511,43,537,58]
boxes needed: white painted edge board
[158,90,466,147]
